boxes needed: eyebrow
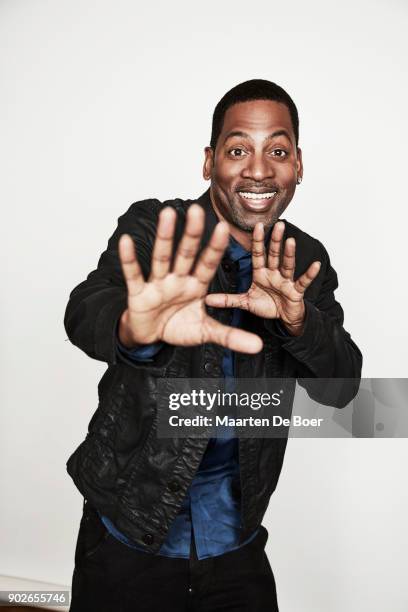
[223,129,293,144]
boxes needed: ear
[203,146,214,181]
[296,147,303,181]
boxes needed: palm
[205,221,321,328]
[244,267,304,320]
[160,295,214,347]
[118,204,263,353]
[126,274,216,346]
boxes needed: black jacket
[64,188,362,553]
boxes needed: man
[65,79,362,611]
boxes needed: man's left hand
[205,221,321,337]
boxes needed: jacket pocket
[74,501,111,566]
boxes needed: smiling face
[203,99,303,238]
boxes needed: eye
[228,147,248,158]
[270,149,288,158]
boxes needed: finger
[149,207,177,280]
[281,237,296,280]
[193,221,229,286]
[205,293,250,310]
[205,317,263,354]
[294,261,321,294]
[267,221,285,270]
[118,234,145,297]
[173,204,205,276]
[252,222,266,271]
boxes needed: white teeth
[239,191,276,200]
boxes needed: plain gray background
[1,0,407,610]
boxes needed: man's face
[203,99,303,232]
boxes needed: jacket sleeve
[264,241,363,407]
[63,200,176,369]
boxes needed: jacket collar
[196,187,219,247]
[195,188,233,291]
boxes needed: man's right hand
[117,203,263,354]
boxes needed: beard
[218,190,291,233]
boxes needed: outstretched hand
[117,204,263,353]
[205,221,321,336]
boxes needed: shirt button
[204,362,215,374]
[222,262,233,273]
[169,480,180,492]
[142,533,154,545]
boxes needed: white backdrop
[1,0,407,610]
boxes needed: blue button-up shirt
[100,235,262,559]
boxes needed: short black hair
[210,79,299,150]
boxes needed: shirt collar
[228,235,250,262]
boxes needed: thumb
[204,316,263,354]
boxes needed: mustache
[235,183,280,192]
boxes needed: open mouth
[237,190,277,211]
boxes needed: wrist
[280,304,306,337]
[282,321,304,337]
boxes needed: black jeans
[69,501,279,612]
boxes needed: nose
[241,152,275,182]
